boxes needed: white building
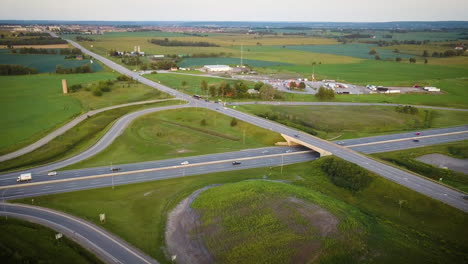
[203,65,232,72]
[424,87,441,92]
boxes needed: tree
[181,80,187,87]
[315,87,335,101]
[289,81,297,89]
[200,119,207,126]
[140,63,148,71]
[432,51,440,57]
[409,57,417,63]
[298,82,306,89]
[201,80,208,95]
[422,50,429,57]
[218,81,226,97]
[374,55,381,60]
[259,84,276,100]
[424,58,428,64]
[395,57,402,62]
[369,49,377,55]
[254,81,264,91]
[230,118,238,127]
[209,85,217,97]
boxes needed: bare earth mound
[165,184,339,264]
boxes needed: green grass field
[372,140,468,192]
[0,100,182,173]
[64,107,282,170]
[0,72,117,154]
[17,158,468,263]
[0,217,102,264]
[237,105,468,139]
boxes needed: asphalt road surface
[1,151,318,200]
[0,203,158,264]
[0,146,309,186]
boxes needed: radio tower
[240,44,243,68]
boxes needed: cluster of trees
[255,111,318,136]
[55,64,92,74]
[149,38,219,47]
[199,80,282,100]
[395,105,419,115]
[189,52,233,58]
[91,80,114,96]
[0,64,38,75]
[289,81,306,90]
[431,49,465,57]
[75,36,95,41]
[0,37,67,46]
[315,87,335,100]
[320,157,373,192]
[149,60,177,70]
[121,56,141,66]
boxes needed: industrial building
[202,65,232,72]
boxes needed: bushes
[315,87,335,101]
[395,105,419,115]
[320,157,373,192]
[0,64,38,75]
[56,64,92,74]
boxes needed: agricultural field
[0,72,170,155]
[236,104,468,140]
[178,57,291,68]
[0,218,102,264]
[0,49,103,73]
[64,107,283,169]
[372,140,468,192]
[0,100,182,173]
[17,157,468,263]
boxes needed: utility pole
[281,154,284,176]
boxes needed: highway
[2,36,465,212]
[0,150,318,200]
[0,203,158,264]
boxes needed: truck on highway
[17,173,32,183]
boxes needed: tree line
[149,38,219,47]
[0,65,38,75]
[55,64,92,74]
[320,156,373,192]
[10,48,82,55]
[0,36,67,46]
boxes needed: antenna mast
[240,44,243,68]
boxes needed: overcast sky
[1,0,467,22]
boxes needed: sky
[1,0,467,22]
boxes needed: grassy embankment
[15,157,468,263]
[372,140,468,192]
[64,107,283,170]
[237,104,468,140]
[0,217,102,264]
[0,73,170,155]
[0,100,183,173]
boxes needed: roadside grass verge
[15,158,468,263]
[0,100,183,173]
[372,140,468,192]
[0,217,102,264]
[64,107,283,170]
[236,104,468,140]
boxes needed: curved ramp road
[0,203,158,264]
[0,99,180,163]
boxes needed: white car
[180,161,189,165]
[47,171,57,176]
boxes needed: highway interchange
[0,32,467,264]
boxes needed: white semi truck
[17,173,32,182]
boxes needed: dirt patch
[165,185,220,264]
[416,153,468,174]
[176,149,190,153]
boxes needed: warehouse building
[202,65,232,72]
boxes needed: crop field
[0,72,117,154]
[285,43,414,60]
[0,49,103,73]
[17,158,468,263]
[0,218,102,264]
[0,100,182,172]
[237,105,468,139]
[372,140,468,192]
[178,57,291,67]
[64,107,283,169]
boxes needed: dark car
[110,167,121,172]
[232,161,241,165]
[413,139,419,142]
[294,134,299,138]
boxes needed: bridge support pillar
[281,134,332,157]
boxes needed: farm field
[0,100,183,173]
[236,105,468,140]
[372,140,468,192]
[178,57,291,67]
[0,218,102,264]
[0,49,103,73]
[64,107,283,170]
[284,43,414,60]
[18,157,468,263]
[0,72,171,156]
